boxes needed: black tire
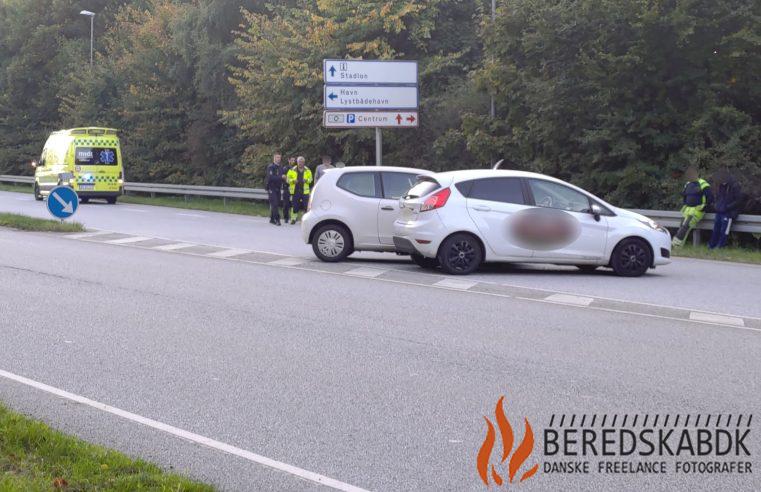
[106,197,117,204]
[575,265,599,272]
[411,253,439,270]
[80,197,90,204]
[33,183,43,201]
[437,233,483,275]
[610,238,652,277]
[312,224,353,262]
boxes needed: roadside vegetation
[0,403,213,491]
[673,244,761,265]
[0,213,83,233]
[119,194,270,218]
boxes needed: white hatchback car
[393,170,672,276]
[302,166,433,261]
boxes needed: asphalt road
[1,226,760,491]
[2,189,761,318]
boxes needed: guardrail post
[692,229,701,246]
[223,197,227,207]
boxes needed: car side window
[528,179,592,213]
[39,149,47,167]
[467,178,526,205]
[337,172,378,198]
[381,172,418,199]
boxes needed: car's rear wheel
[80,197,90,204]
[33,183,43,201]
[610,238,652,277]
[437,233,483,275]
[411,253,439,270]
[106,197,117,204]
[312,224,353,262]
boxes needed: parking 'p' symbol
[347,114,356,124]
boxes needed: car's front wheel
[610,238,652,277]
[33,183,43,201]
[411,253,439,270]
[312,224,353,262]
[437,233,483,275]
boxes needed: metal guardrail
[0,175,268,201]
[2,175,758,242]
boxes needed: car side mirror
[590,204,602,222]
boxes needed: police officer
[287,156,313,224]
[279,157,294,223]
[265,153,283,226]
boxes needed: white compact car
[302,166,434,261]
[393,169,671,276]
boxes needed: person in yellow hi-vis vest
[672,166,713,247]
[287,156,313,224]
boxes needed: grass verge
[0,183,31,194]
[672,243,761,265]
[0,403,212,491]
[118,194,270,218]
[0,213,84,233]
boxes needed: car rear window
[381,172,419,199]
[75,147,119,166]
[405,180,440,199]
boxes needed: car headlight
[638,218,668,234]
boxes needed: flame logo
[476,396,538,487]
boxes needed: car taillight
[420,187,450,212]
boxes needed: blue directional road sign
[46,186,79,220]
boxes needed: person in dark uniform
[265,153,283,226]
[280,157,295,224]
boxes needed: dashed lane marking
[207,249,251,259]
[153,243,195,251]
[545,293,594,307]
[177,213,205,218]
[104,236,152,245]
[344,267,386,278]
[65,231,113,240]
[433,278,478,290]
[0,369,368,492]
[269,257,306,267]
[689,311,745,327]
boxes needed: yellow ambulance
[33,127,124,204]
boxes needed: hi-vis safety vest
[287,167,313,195]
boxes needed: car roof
[433,169,560,181]
[329,166,434,174]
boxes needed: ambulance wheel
[611,238,652,277]
[33,183,43,201]
[106,197,117,204]
[80,197,90,204]
[411,253,439,270]
[313,224,353,262]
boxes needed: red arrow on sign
[406,115,416,123]
[396,114,403,125]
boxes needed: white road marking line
[104,236,152,245]
[689,312,745,327]
[207,249,250,259]
[545,293,594,307]
[65,231,112,240]
[122,208,147,213]
[0,369,367,492]
[269,257,306,267]
[433,278,478,290]
[344,267,386,278]
[177,213,205,218]
[15,197,33,201]
[153,243,195,251]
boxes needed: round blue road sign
[46,186,79,220]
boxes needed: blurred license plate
[78,184,94,191]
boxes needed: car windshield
[404,179,440,199]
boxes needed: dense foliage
[0,0,758,207]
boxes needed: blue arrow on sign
[46,185,79,220]
[328,92,338,100]
[329,65,336,77]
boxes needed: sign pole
[375,127,382,166]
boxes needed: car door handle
[381,206,395,211]
[472,205,491,212]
